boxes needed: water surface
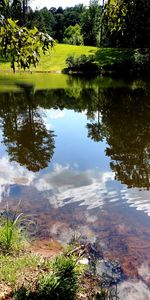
[1,74,150,298]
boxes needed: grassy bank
[0,45,149,75]
[0,43,98,73]
[0,207,118,300]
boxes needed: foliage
[81,0,101,46]
[63,4,85,29]
[14,254,82,300]
[104,0,128,47]
[133,49,150,73]
[0,203,28,253]
[65,54,99,74]
[104,0,150,47]
[95,48,133,73]
[0,253,40,285]
[63,24,83,46]
[1,0,150,48]
[0,17,54,72]
[0,43,98,72]
[38,255,80,300]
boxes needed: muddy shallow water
[1,74,150,298]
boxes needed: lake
[1,73,150,298]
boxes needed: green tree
[81,0,101,46]
[0,17,54,72]
[49,6,64,42]
[63,4,85,28]
[104,0,150,47]
[38,7,56,35]
[63,24,83,45]
[0,90,55,172]
[0,0,29,25]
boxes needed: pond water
[1,73,150,298]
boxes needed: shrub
[95,48,133,73]
[38,255,79,300]
[63,24,84,46]
[14,254,82,300]
[133,49,150,73]
[65,54,99,74]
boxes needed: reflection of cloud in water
[33,164,150,216]
[118,280,150,300]
[50,223,95,244]
[0,156,35,201]
[34,164,114,209]
[118,263,150,299]
[45,109,65,129]
[120,188,150,216]
[46,109,65,120]
[1,158,150,217]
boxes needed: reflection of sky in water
[1,89,150,298]
[44,109,110,171]
[0,160,150,218]
[1,106,150,297]
[0,108,150,217]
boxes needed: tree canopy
[0,1,54,72]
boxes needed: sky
[30,0,90,10]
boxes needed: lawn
[0,43,98,73]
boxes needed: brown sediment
[1,197,150,282]
[31,238,63,258]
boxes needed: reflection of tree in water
[87,111,104,142]
[86,87,150,189]
[34,85,150,189]
[0,89,55,172]
[1,82,150,187]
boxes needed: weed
[0,253,40,285]
[14,254,83,300]
[38,255,80,300]
[0,202,29,253]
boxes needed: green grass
[0,253,41,285]
[0,205,30,254]
[0,43,98,73]
[95,48,132,67]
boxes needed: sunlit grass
[0,254,41,285]
[0,43,98,73]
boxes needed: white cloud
[31,163,150,217]
[33,164,115,209]
[0,156,35,201]
[45,109,65,120]
[41,109,65,130]
[118,280,150,300]
[121,189,150,217]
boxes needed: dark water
[1,74,150,298]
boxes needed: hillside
[0,44,98,73]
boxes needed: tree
[38,7,55,35]
[0,89,55,172]
[0,17,54,72]
[86,86,150,189]
[63,24,83,45]
[63,5,85,28]
[0,0,29,25]
[49,6,64,42]
[104,0,150,47]
[81,0,101,46]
